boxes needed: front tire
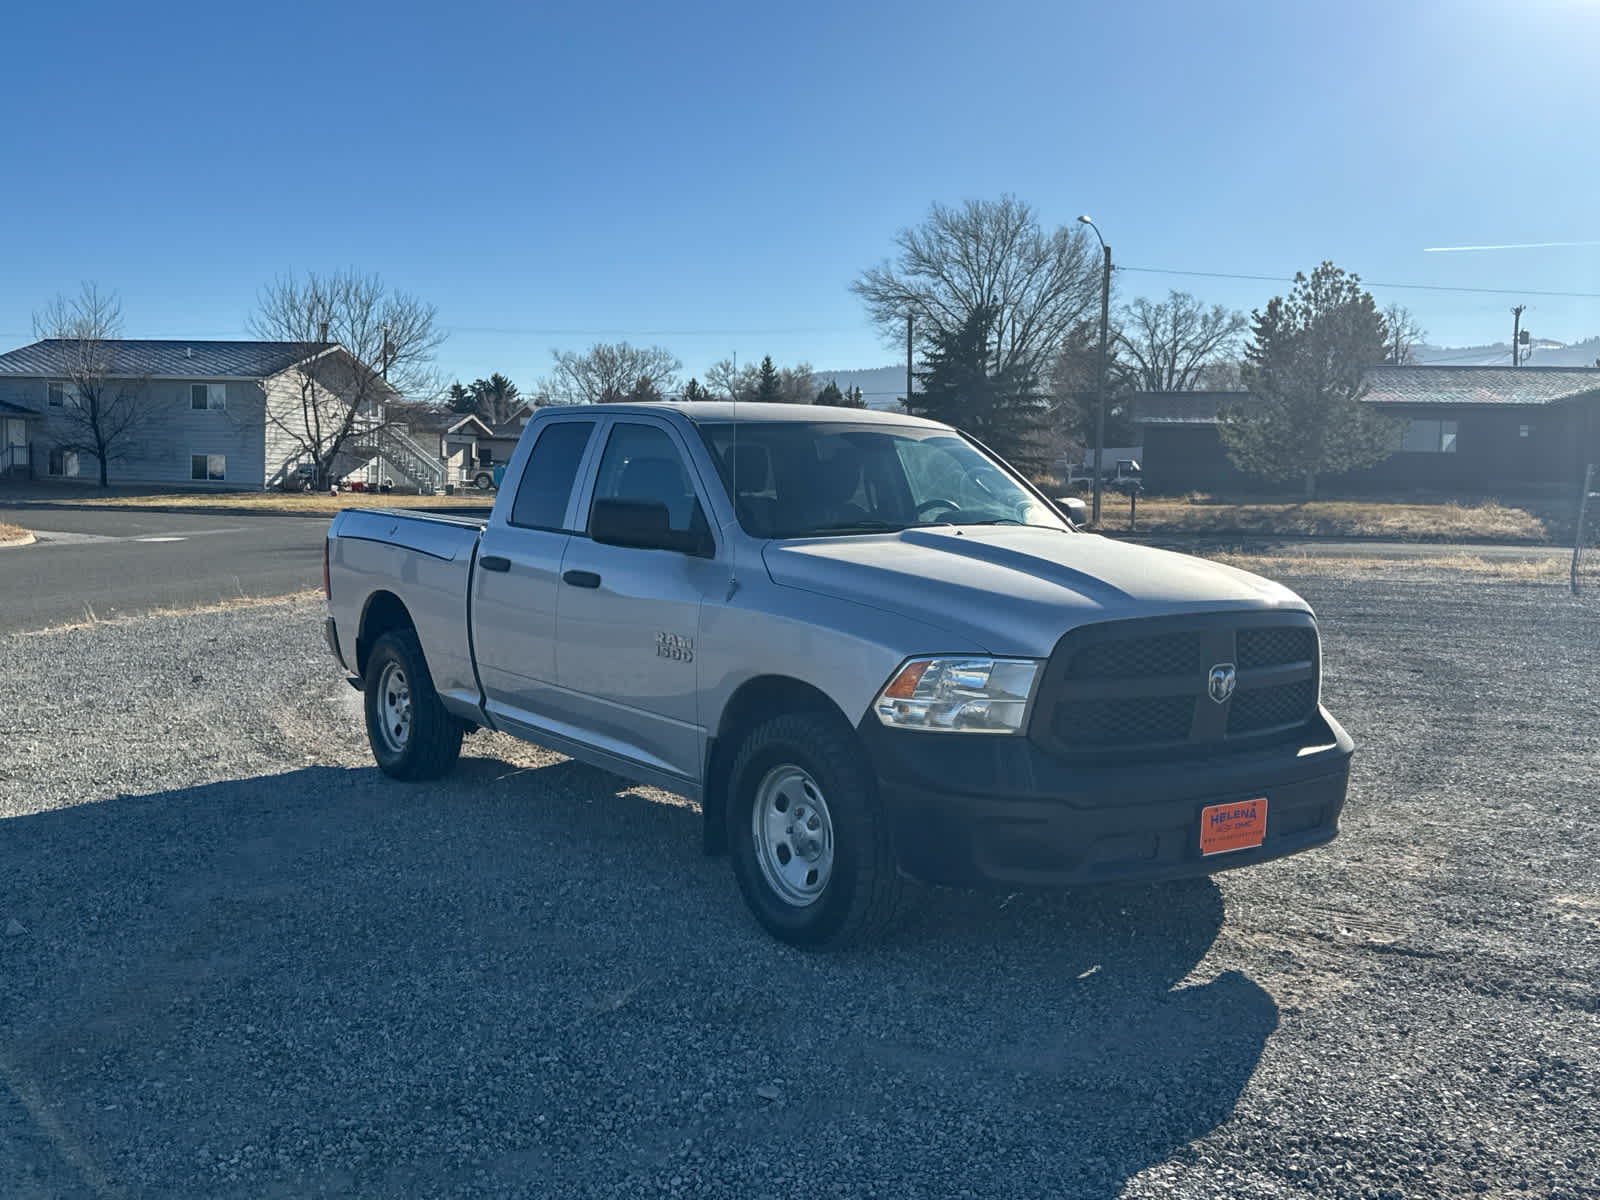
[727,713,904,947]
[363,630,462,780]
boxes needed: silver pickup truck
[324,402,1353,946]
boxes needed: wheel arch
[701,674,859,857]
[355,590,417,679]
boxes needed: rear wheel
[473,471,493,490]
[727,713,904,947]
[363,630,462,780]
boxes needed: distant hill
[1414,335,1600,367]
[811,365,906,410]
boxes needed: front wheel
[473,471,493,491]
[363,630,462,780]
[727,713,904,947]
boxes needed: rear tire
[726,713,904,948]
[363,630,462,780]
[474,472,493,490]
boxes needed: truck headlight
[873,657,1041,734]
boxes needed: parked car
[323,404,1352,946]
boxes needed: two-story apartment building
[0,338,425,489]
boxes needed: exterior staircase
[351,424,446,494]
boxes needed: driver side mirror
[1054,496,1089,526]
[592,498,715,557]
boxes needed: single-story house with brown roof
[1134,366,1600,494]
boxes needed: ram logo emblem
[1208,662,1237,704]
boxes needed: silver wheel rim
[376,660,412,755]
[751,764,835,907]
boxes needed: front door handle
[562,569,601,589]
[479,555,511,573]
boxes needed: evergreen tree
[682,378,710,402]
[624,375,664,403]
[447,381,476,414]
[755,355,782,403]
[468,373,522,424]
[814,380,845,406]
[912,305,1049,471]
[1217,262,1401,499]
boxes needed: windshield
[698,421,1067,539]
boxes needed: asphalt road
[1,575,1597,1198]
[0,505,328,633]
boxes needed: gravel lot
[2,573,1597,1199]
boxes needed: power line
[1118,265,1600,300]
[444,325,858,336]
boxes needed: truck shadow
[0,758,1274,1199]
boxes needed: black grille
[1052,695,1194,747]
[1237,627,1317,670]
[1031,614,1321,761]
[1228,679,1318,734]
[1067,633,1207,680]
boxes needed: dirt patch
[0,522,31,545]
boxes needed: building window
[1519,424,1531,438]
[48,382,67,407]
[1402,418,1459,453]
[191,383,226,410]
[47,447,79,476]
[191,453,226,481]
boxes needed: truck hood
[761,527,1308,657]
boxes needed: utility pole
[905,313,914,412]
[1511,306,1525,368]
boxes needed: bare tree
[249,270,445,486]
[778,362,817,405]
[32,283,151,487]
[1116,291,1248,392]
[543,343,681,405]
[852,195,1100,377]
[1382,303,1427,365]
[706,358,758,402]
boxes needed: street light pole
[1078,216,1111,524]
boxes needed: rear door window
[508,421,596,530]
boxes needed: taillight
[323,539,331,599]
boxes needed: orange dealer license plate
[1199,798,1268,856]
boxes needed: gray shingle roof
[0,339,335,379]
[1361,365,1600,406]
[1132,392,1244,424]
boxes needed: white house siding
[4,376,268,487]
[262,357,375,488]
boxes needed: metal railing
[351,425,446,494]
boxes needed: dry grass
[18,590,322,636]
[1091,495,1548,542]
[45,491,492,514]
[1205,549,1566,581]
[0,522,30,543]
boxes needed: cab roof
[541,401,950,429]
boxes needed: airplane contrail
[1423,240,1600,253]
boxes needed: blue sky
[4,0,1598,389]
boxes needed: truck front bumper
[861,708,1353,889]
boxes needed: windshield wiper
[797,521,909,535]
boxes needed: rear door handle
[480,555,511,573]
[562,569,601,589]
